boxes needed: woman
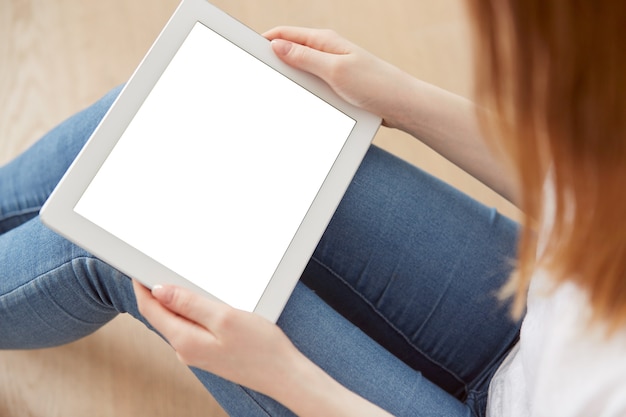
[2,0,624,415]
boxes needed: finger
[134,282,214,347]
[151,284,230,329]
[133,280,179,322]
[132,279,160,313]
[132,279,150,299]
[270,38,341,80]
[264,26,349,54]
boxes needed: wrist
[388,77,430,133]
[266,350,338,414]
[378,69,429,132]
[266,350,392,417]
[265,349,324,407]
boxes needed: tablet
[40,0,380,323]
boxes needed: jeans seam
[71,257,121,309]
[1,256,115,316]
[310,254,468,393]
[239,386,273,416]
[466,389,489,417]
[0,206,40,223]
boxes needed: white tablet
[40,0,380,323]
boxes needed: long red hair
[466,1,626,331]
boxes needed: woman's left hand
[133,280,303,398]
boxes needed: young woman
[1,0,624,415]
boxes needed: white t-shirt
[486,270,626,416]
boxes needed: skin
[265,27,516,202]
[134,281,392,416]
[135,26,515,416]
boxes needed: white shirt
[486,270,626,416]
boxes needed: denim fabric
[0,88,521,416]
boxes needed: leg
[189,146,515,416]
[0,160,477,417]
[301,146,521,407]
[195,283,474,417]
[0,86,135,345]
[1,88,513,416]
[0,86,123,234]
[3,89,465,417]
[0,215,471,416]
[0,217,137,348]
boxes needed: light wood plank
[0,0,519,415]
[0,316,226,416]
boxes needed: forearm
[382,69,517,203]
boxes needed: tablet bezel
[40,0,380,323]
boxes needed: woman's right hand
[264,26,418,129]
[265,27,518,203]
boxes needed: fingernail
[152,284,173,303]
[271,39,292,56]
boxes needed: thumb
[270,39,334,79]
[152,284,221,326]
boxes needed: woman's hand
[264,26,518,202]
[134,281,394,416]
[133,280,302,397]
[264,26,418,129]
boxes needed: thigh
[0,217,137,349]
[301,145,521,400]
[0,86,122,234]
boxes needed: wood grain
[0,0,519,415]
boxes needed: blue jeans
[0,87,521,416]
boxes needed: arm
[134,282,392,417]
[271,353,393,417]
[264,27,517,203]
[390,79,517,203]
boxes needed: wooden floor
[0,0,519,416]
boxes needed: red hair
[466,0,626,331]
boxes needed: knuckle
[173,344,195,363]
[328,59,349,83]
[212,306,238,330]
[288,44,309,65]
[175,350,194,367]
[167,331,186,352]
[171,287,193,312]
[168,333,196,360]
[172,337,211,368]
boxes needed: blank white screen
[74,22,356,312]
